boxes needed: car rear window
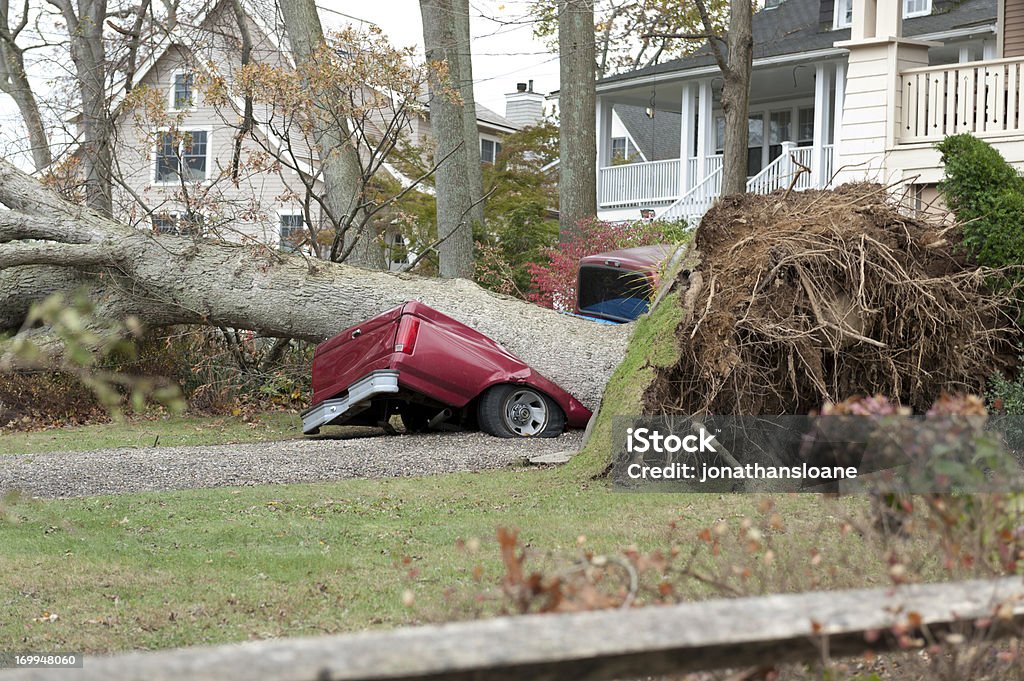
[578,266,652,321]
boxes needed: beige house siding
[1007,0,1024,57]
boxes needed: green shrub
[937,134,1024,270]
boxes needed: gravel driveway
[0,431,582,499]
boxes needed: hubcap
[504,390,547,436]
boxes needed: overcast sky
[0,0,558,169]
[322,0,559,115]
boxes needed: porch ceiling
[601,61,829,114]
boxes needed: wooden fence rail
[4,578,1024,681]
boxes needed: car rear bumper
[301,369,400,434]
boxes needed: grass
[0,292,931,656]
[0,467,883,654]
[570,287,686,477]
[0,412,300,456]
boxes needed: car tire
[477,385,565,438]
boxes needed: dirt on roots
[646,183,1019,416]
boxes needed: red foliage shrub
[526,218,687,310]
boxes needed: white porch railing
[598,147,832,224]
[745,143,823,194]
[658,145,833,224]
[597,158,681,207]
[899,56,1024,142]
[660,165,723,223]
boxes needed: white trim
[834,0,853,30]
[150,126,214,186]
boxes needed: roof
[597,0,997,86]
[475,103,519,132]
[614,104,680,162]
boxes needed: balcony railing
[597,158,681,207]
[899,57,1024,143]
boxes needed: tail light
[395,316,420,354]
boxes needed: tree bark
[421,0,475,279]
[278,0,384,270]
[0,0,52,171]
[714,0,753,197]
[0,159,626,410]
[557,0,596,240]
[453,0,485,230]
[46,0,113,215]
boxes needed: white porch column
[696,79,713,176]
[679,82,696,195]
[833,61,846,174]
[812,63,833,188]
[596,97,613,168]
[595,97,613,206]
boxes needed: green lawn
[0,412,300,456]
[0,463,892,654]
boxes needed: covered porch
[596,59,847,223]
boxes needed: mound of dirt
[647,184,1019,415]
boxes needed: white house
[88,0,527,260]
[596,0,1017,223]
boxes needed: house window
[835,0,929,28]
[714,114,766,177]
[481,138,502,164]
[612,137,627,160]
[834,0,853,28]
[389,233,408,266]
[747,114,764,176]
[172,72,194,110]
[768,110,792,162]
[279,214,305,253]
[797,107,815,146]
[154,130,208,183]
[904,0,931,18]
[152,213,179,234]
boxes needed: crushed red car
[574,244,674,323]
[301,301,592,438]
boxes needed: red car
[575,244,673,323]
[301,301,592,438]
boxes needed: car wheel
[477,385,565,438]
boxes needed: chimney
[505,80,544,128]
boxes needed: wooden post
[7,578,1023,681]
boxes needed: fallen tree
[0,160,628,410]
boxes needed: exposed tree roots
[647,184,1020,415]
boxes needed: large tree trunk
[52,0,113,216]
[453,0,485,230]
[719,0,753,197]
[278,0,384,270]
[0,159,626,411]
[557,0,597,240]
[0,0,52,172]
[421,0,475,279]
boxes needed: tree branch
[0,242,121,269]
[0,212,96,244]
[692,0,728,74]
